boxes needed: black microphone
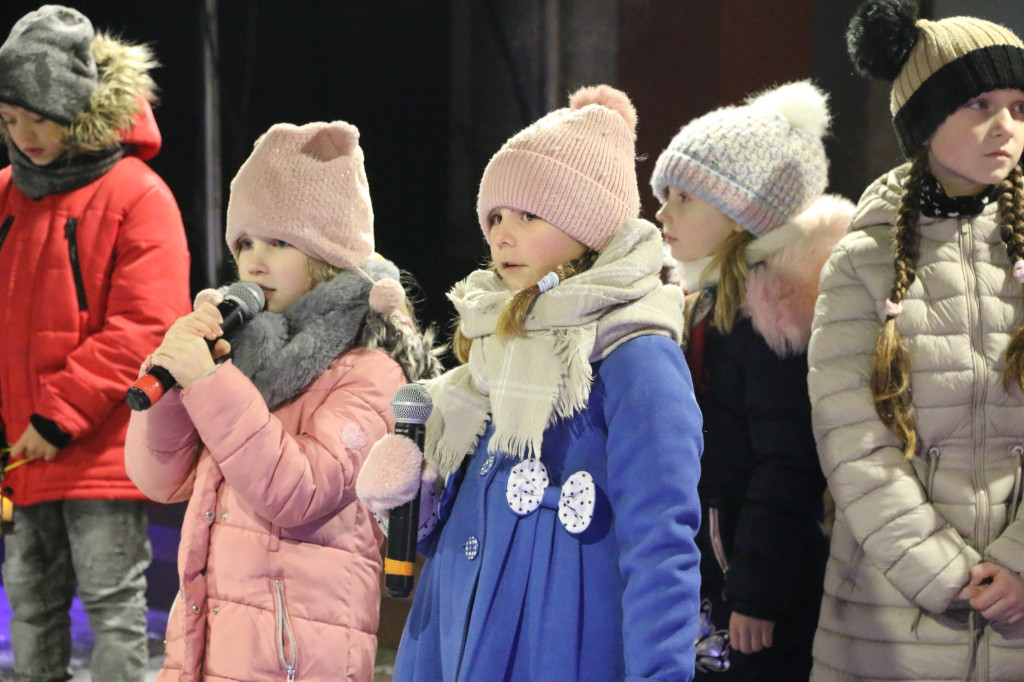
[385,383,433,598]
[125,281,265,411]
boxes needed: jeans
[2,499,152,682]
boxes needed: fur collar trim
[63,33,156,156]
[230,258,399,410]
[743,194,853,355]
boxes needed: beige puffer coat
[808,164,1024,681]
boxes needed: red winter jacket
[0,104,191,505]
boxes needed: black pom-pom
[847,0,920,81]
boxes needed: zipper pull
[286,665,296,682]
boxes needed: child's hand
[356,434,429,514]
[729,612,775,654]
[10,424,59,462]
[150,304,229,388]
[958,562,1024,624]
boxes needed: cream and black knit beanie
[0,5,97,124]
[650,80,831,237]
[847,0,1024,157]
[477,85,640,252]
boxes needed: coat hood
[743,193,854,355]
[849,163,910,232]
[64,32,160,159]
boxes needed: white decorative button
[204,511,214,520]
[220,513,228,521]
[464,536,479,560]
[191,605,199,613]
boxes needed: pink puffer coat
[126,348,404,681]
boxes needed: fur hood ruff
[742,194,853,355]
[64,32,157,157]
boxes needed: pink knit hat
[477,85,640,252]
[226,120,374,270]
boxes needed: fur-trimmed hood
[742,193,854,355]
[65,32,158,158]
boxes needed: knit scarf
[919,171,997,219]
[7,141,124,199]
[424,218,684,479]
[230,258,400,411]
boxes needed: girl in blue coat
[358,85,703,681]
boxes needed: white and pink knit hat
[651,80,831,237]
[477,85,641,252]
[226,120,374,270]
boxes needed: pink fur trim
[355,433,424,515]
[744,194,854,356]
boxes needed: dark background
[2,0,1020,344]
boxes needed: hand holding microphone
[356,383,433,598]
[126,281,265,411]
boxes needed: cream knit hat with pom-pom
[476,84,640,252]
[651,80,831,237]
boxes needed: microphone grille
[223,281,266,319]
[391,383,433,423]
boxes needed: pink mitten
[193,287,225,311]
[356,434,425,514]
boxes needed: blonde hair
[306,257,341,290]
[704,228,755,333]
[872,154,1024,458]
[451,250,599,365]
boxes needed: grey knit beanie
[0,5,97,124]
[650,80,831,237]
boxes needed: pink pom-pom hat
[476,84,641,252]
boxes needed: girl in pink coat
[125,121,440,681]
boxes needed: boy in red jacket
[0,5,190,680]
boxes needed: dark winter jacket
[687,196,850,661]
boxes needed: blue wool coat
[394,335,703,682]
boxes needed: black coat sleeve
[724,323,827,621]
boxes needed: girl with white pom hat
[357,85,704,680]
[651,80,853,679]
[808,0,1024,679]
[124,120,442,680]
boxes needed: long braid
[871,152,927,458]
[1000,164,1024,392]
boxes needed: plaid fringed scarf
[424,218,684,479]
